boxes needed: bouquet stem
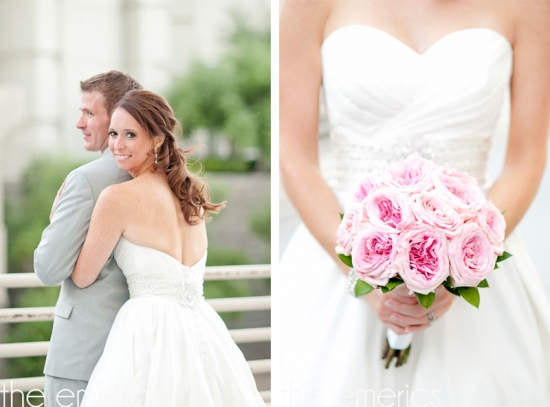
[382,329,413,368]
[381,338,411,368]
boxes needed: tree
[167,15,270,169]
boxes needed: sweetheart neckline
[321,25,512,56]
[119,236,207,269]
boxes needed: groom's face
[76,91,111,152]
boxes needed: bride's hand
[50,177,67,221]
[364,284,455,334]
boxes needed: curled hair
[114,90,224,224]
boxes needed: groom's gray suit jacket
[34,150,131,381]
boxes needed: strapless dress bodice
[114,237,207,307]
[84,236,266,406]
[321,25,513,191]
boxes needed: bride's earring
[154,148,158,164]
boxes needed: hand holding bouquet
[336,154,511,368]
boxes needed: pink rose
[432,169,485,219]
[411,191,463,237]
[364,189,414,231]
[439,166,479,188]
[394,227,450,295]
[382,153,435,194]
[353,176,378,203]
[352,226,398,286]
[336,204,365,256]
[449,222,497,287]
[475,201,506,255]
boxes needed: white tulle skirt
[81,296,265,407]
[279,224,550,407]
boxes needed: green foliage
[189,158,255,173]
[457,287,480,308]
[250,200,270,245]
[6,156,86,273]
[477,279,489,288]
[167,16,270,169]
[355,280,374,296]
[415,291,436,309]
[206,181,231,208]
[4,287,60,379]
[380,278,404,294]
[338,254,353,268]
[496,251,512,263]
[204,248,251,322]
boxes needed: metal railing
[0,264,271,403]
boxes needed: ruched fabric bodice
[321,25,512,192]
[114,237,206,308]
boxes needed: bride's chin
[115,161,138,174]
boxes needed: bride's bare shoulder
[280,0,334,41]
[97,175,160,209]
[281,0,333,13]
[508,0,549,41]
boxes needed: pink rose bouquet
[336,154,511,368]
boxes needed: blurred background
[0,0,270,400]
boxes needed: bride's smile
[108,107,162,178]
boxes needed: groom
[34,71,142,406]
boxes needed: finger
[404,323,431,333]
[390,285,417,300]
[389,312,429,327]
[383,322,408,335]
[376,303,397,320]
[384,300,427,318]
[387,294,418,305]
[382,290,417,305]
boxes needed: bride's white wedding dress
[280,25,550,407]
[81,237,265,406]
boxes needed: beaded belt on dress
[126,275,204,308]
[329,133,492,192]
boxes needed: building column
[122,0,171,92]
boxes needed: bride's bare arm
[71,185,126,288]
[280,0,450,333]
[280,0,342,263]
[486,2,550,232]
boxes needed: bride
[70,90,265,406]
[279,0,550,406]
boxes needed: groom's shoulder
[70,153,131,191]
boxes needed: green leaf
[501,210,506,215]
[338,254,353,268]
[496,251,512,263]
[355,280,375,297]
[443,285,460,296]
[442,276,460,296]
[457,287,480,308]
[415,291,435,309]
[381,278,404,294]
[339,213,344,220]
[477,279,489,288]
[442,276,453,288]
[494,263,499,270]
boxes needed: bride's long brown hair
[115,90,224,224]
